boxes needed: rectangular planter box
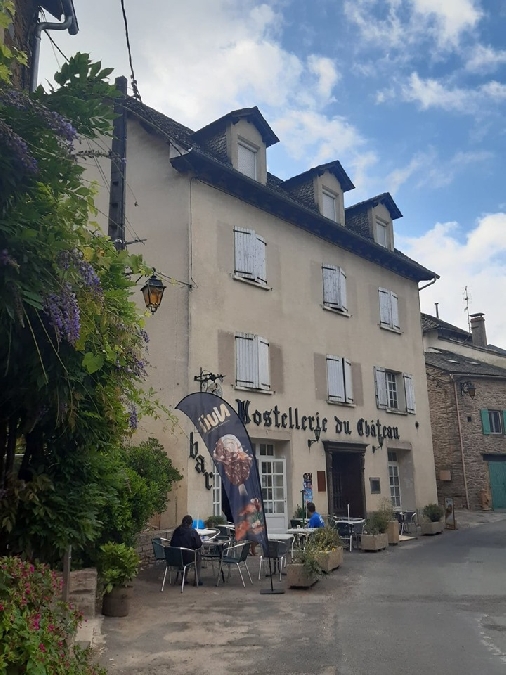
[286,563,319,588]
[387,520,399,545]
[360,533,388,551]
[421,521,444,536]
[314,547,343,573]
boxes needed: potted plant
[378,498,399,545]
[286,549,322,588]
[360,511,389,551]
[98,542,139,617]
[421,504,444,535]
[305,526,343,572]
[205,515,227,528]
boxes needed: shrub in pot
[286,549,321,588]
[421,504,444,535]
[378,498,399,545]
[205,515,226,528]
[361,511,389,551]
[305,526,343,572]
[98,542,139,617]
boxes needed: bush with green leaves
[205,515,226,528]
[423,504,444,523]
[364,510,390,535]
[292,549,322,578]
[305,526,343,552]
[97,543,139,594]
[0,556,106,675]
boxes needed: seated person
[306,502,325,528]
[170,515,203,585]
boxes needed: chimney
[470,312,487,347]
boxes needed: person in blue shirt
[306,502,325,528]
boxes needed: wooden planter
[387,520,399,545]
[314,547,343,573]
[360,533,388,552]
[286,563,319,588]
[102,585,133,617]
[421,521,444,536]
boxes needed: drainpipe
[30,0,79,92]
[418,276,438,292]
[451,375,470,509]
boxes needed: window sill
[379,324,402,334]
[234,385,273,395]
[233,274,271,291]
[322,305,350,317]
[327,400,355,407]
[379,408,409,416]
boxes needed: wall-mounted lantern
[460,381,476,398]
[307,424,322,450]
[141,271,166,314]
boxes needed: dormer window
[375,217,389,248]
[322,189,337,222]
[238,140,257,180]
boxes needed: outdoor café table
[286,527,316,551]
[334,518,366,551]
[196,528,218,539]
[268,533,295,559]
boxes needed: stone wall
[136,528,174,566]
[427,365,506,510]
[9,0,37,89]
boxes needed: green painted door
[489,461,506,510]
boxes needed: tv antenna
[464,286,471,332]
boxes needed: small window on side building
[370,478,381,494]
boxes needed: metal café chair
[333,520,353,552]
[162,546,199,593]
[152,537,168,564]
[258,540,288,581]
[216,541,252,588]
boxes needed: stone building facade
[423,313,506,511]
[84,96,440,531]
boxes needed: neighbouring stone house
[423,312,506,511]
[83,87,440,531]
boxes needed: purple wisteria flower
[58,249,102,297]
[0,249,18,267]
[0,119,38,173]
[44,282,81,345]
[128,403,138,430]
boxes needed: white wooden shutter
[374,366,388,409]
[322,265,340,307]
[344,358,354,403]
[391,292,400,330]
[257,336,270,390]
[322,192,336,221]
[327,356,345,402]
[235,333,258,388]
[403,374,416,414]
[338,268,348,312]
[234,228,255,279]
[378,288,391,327]
[238,142,256,179]
[254,235,267,284]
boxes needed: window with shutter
[322,190,337,221]
[235,333,270,391]
[480,409,491,435]
[326,356,345,402]
[238,141,257,180]
[344,358,354,403]
[322,265,347,312]
[234,228,267,285]
[378,288,400,330]
[375,218,389,248]
[403,374,416,414]
[374,367,388,409]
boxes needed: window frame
[326,355,354,404]
[322,189,337,222]
[388,456,401,508]
[234,227,268,287]
[374,367,415,414]
[375,217,390,248]
[378,288,400,331]
[489,410,503,435]
[237,139,258,180]
[322,264,348,313]
[235,332,271,392]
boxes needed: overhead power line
[119,0,142,101]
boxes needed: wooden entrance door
[489,461,506,509]
[327,450,365,517]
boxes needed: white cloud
[386,149,436,194]
[307,55,340,100]
[400,72,506,112]
[343,0,481,55]
[399,213,506,346]
[466,44,506,73]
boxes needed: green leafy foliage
[364,510,390,534]
[305,526,343,553]
[423,503,444,522]
[97,543,139,594]
[0,556,106,674]
[205,515,226,528]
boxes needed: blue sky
[39,0,506,345]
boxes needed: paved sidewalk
[454,508,506,528]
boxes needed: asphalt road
[102,521,506,675]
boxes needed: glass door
[259,456,287,533]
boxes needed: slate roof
[123,97,438,283]
[421,313,471,340]
[425,349,506,377]
[345,193,403,220]
[283,160,355,193]
[193,107,279,147]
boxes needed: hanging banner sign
[303,472,313,504]
[176,393,268,550]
